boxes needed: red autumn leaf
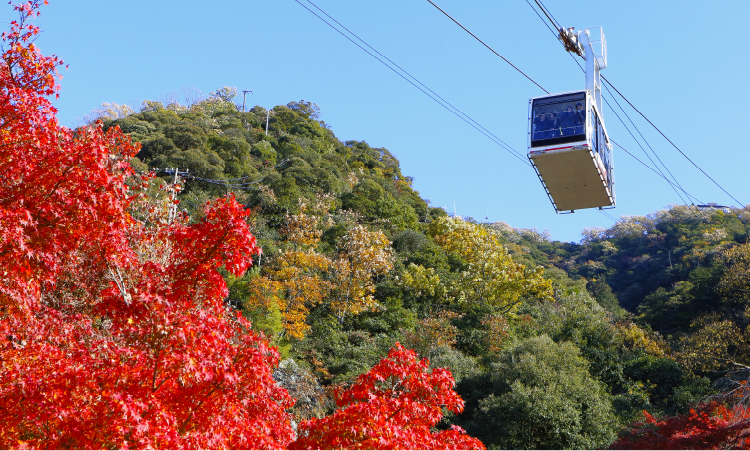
[289,343,485,450]
[611,402,750,450]
[0,2,294,448]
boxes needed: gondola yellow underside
[529,147,613,212]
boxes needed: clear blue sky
[4,0,748,242]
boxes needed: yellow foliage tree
[264,247,331,340]
[614,321,668,358]
[328,225,394,323]
[429,217,553,314]
[396,263,446,300]
[678,312,749,373]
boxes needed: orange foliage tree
[247,207,332,340]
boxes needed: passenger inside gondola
[574,103,584,134]
[533,113,545,140]
[546,112,558,138]
[531,99,588,144]
[559,106,576,136]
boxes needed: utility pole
[241,89,252,112]
[265,109,271,135]
[164,167,189,223]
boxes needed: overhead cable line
[425,0,550,94]
[599,209,618,223]
[532,0,562,31]
[600,82,691,204]
[611,139,702,204]
[155,159,291,191]
[604,97,715,221]
[597,84,691,204]
[523,0,558,38]
[599,75,746,209]
[301,0,527,166]
[189,175,265,189]
[294,0,532,167]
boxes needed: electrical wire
[601,82,690,201]
[600,75,746,209]
[533,0,562,31]
[601,93,691,205]
[599,209,618,223]
[294,0,532,167]
[302,0,527,165]
[611,139,702,203]
[523,0,558,38]
[156,159,292,191]
[425,0,550,94]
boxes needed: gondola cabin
[528,90,614,212]
[528,26,614,213]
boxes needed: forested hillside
[97,85,750,447]
[4,2,750,448]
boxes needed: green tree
[456,335,618,449]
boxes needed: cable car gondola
[528,27,614,213]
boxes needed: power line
[155,159,292,191]
[600,82,691,204]
[532,0,562,31]
[611,139,701,204]
[302,0,528,165]
[523,0,558,38]
[600,75,746,208]
[599,209,618,223]
[425,0,549,94]
[294,0,532,167]
[601,93,690,204]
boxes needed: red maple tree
[0,2,294,448]
[290,343,485,450]
[0,2,484,449]
[611,402,750,450]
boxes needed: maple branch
[730,360,750,370]
[151,347,161,392]
[107,263,131,306]
[384,406,405,423]
[177,383,222,435]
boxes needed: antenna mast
[241,90,253,112]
